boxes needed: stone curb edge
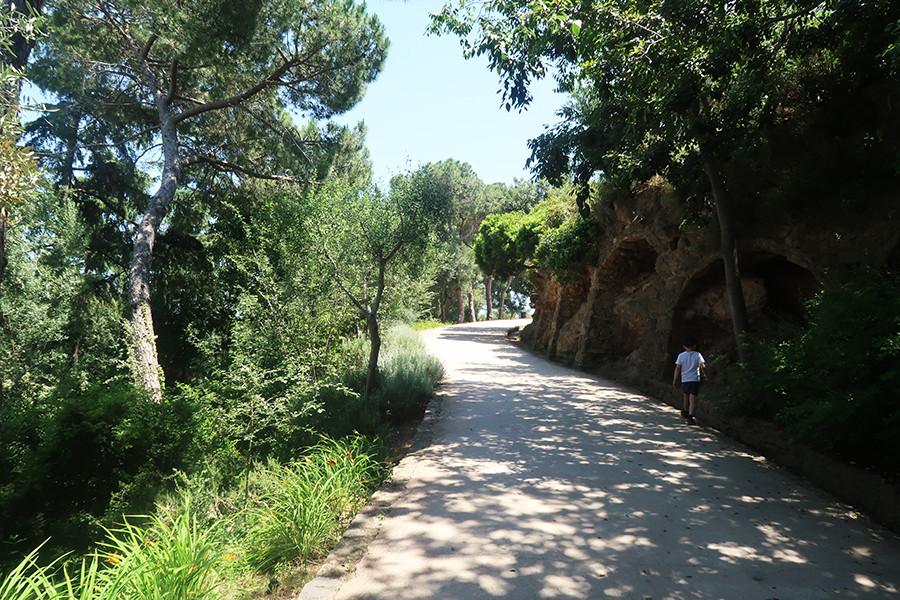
[295,386,446,599]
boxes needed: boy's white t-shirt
[675,351,705,382]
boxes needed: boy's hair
[681,335,697,348]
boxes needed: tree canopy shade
[37,0,388,399]
[432,0,900,358]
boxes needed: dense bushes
[0,435,387,598]
[740,273,900,473]
[0,384,195,557]
[0,325,442,584]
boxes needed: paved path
[334,321,900,599]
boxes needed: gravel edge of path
[295,376,448,599]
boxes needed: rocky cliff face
[522,177,900,385]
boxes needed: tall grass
[0,544,58,600]
[244,435,387,571]
[0,501,224,600]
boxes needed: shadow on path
[336,321,900,599]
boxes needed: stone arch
[665,252,821,374]
[600,238,659,295]
[578,238,659,362]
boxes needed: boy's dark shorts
[681,381,701,396]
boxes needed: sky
[333,0,569,187]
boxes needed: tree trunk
[703,157,749,361]
[59,108,81,190]
[497,280,506,320]
[365,311,381,399]
[457,284,465,323]
[127,117,179,401]
[485,275,493,320]
[467,289,475,322]
[438,283,447,322]
[0,207,7,286]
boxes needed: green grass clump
[0,501,224,600]
[243,435,387,572]
[0,544,58,600]
[0,433,390,598]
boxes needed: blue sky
[334,0,568,187]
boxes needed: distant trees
[474,213,524,320]
[38,0,387,399]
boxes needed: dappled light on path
[335,321,900,599]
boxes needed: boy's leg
[681,392,690,417]
[688,394,697,417]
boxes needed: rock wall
[522,177,900,383]
[520,177,900,531]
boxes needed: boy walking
[673,335,706,424]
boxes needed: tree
[0,5,40,289]
[310,176,439,399]
[39,0,387,399]
[474,212,526,319]
[433,0,900,359]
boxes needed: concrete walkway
[332,320,900,599]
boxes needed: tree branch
[180,154,302,183]
[173,58,297,123]
[315,225,367,314]
[166,60,178,103]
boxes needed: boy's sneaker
[687,416,696,425]
[680,409,688,418]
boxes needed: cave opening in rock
[593,239,659,359]
[602,238,658,294]
[664,254,820,377]
[746,255,820,324]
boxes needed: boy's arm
[672,365,681,387]
[699,356,708,379]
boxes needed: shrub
[2,383,196,558]
[740,273,900,472]
[533,215,598,282]
[378,326,444,421]
[243,436,387,571]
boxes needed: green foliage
[533,214,598,282]
[1,383,195,555]
[1,433,390,595]
[377,325,444,421]
[0,544,59,600]
[740,274,900,472]
[97,502,223,600]
[474,186,597,283]
[0,502,224,600]
[474,212,527,278]
[243,436,387,571]
[434,0,900,217]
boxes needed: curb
[295,388,446,599]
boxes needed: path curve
[333,320,900,599]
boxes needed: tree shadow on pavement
[337,322,900,600]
